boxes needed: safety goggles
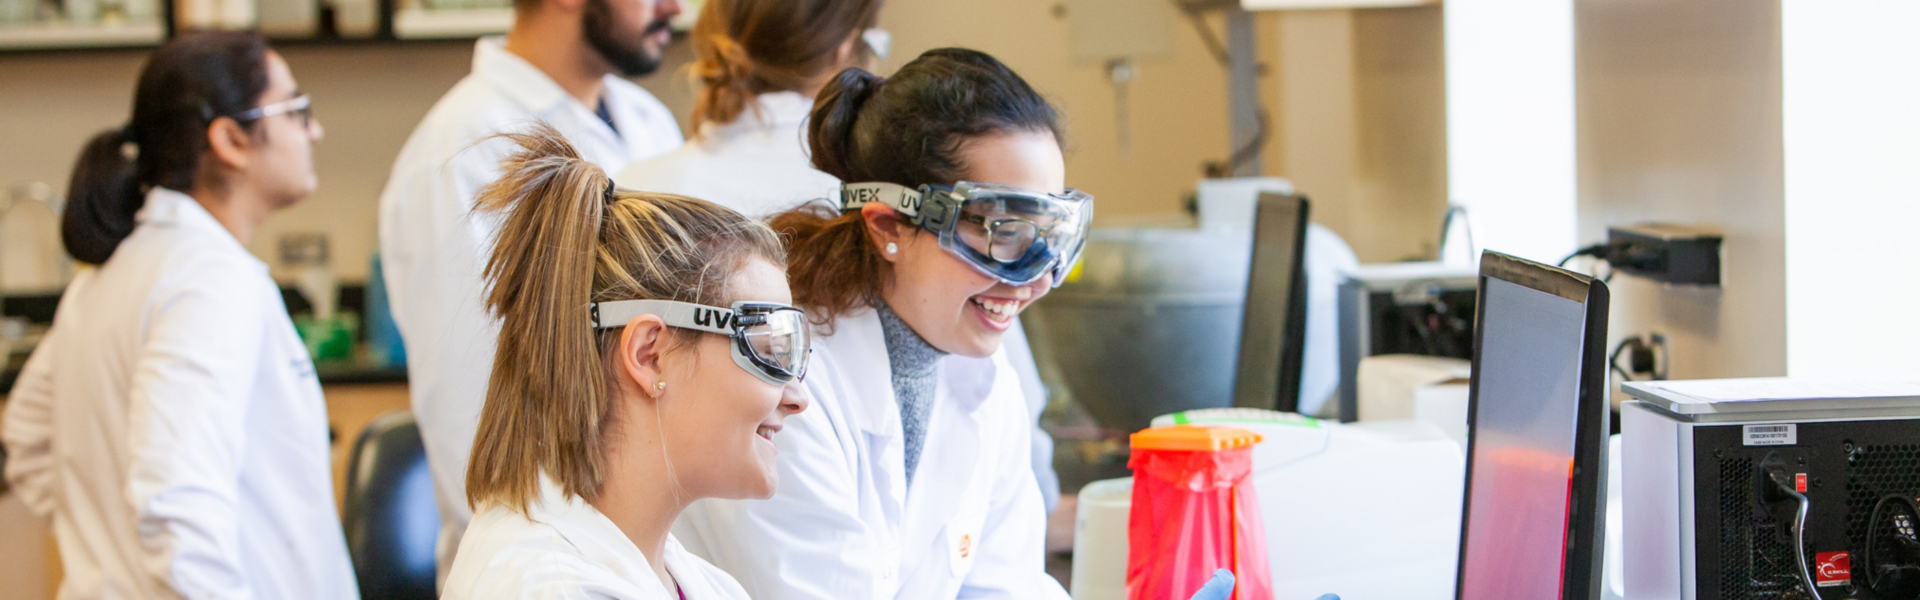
[840,181,1094,287]
[590,299,811,387]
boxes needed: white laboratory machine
[1622,378,1920,600]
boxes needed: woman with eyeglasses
[438,124,810,599]
[0,31,353,600]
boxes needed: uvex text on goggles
[590,300,810,386]
[839,181,1093,287]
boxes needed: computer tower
[1334,262,1477,422]
[1622,380,1920,600]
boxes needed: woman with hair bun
[1,31,354,600]
[613,0,882,218]
[439,124,811,599]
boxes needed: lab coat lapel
[901,353,995,570]
[815,309,909,525]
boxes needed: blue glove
[1187,569,1236,600]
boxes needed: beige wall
[1272,6,1446,264]
[875,0,1235,222]
[0,3,1447,284]
[1575,0,1788,383]
[0,40,696,285]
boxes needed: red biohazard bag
[1126,425,1272,600]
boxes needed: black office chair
[343,410,440,600]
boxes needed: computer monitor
[1455,251,1611,600]
[1232,193,1311,412]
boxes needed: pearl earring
[886,242,898,254]
[655,381,666,392]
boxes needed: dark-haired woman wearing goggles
[669,47,1234,600]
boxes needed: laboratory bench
[0,284,407,395]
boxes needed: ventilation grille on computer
[1848,445,1920,575]
[1720,456,1817,599]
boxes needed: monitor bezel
[1231,192,1312,413]
[1453,250,1612,600]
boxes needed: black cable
[1764,468,1821,599]
[1228,109,1271,176]
[1869,495,1901,593]
[1788,487,1819,599]
[1558,243,1616,267]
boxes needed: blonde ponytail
[466,123,786,513]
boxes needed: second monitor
[1232,192,1311,413]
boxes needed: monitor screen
[1457,264,1602,600]
[1233,193,1310,412]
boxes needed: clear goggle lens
[955,196,1078,263]
[737,306,810,382]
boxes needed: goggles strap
[590,299,737,334]
[840,182,962,232]
[839,182,921,216]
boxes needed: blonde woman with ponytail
[440,124,810,600]
[614,0,883,219]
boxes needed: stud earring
[886,242,898,254]
[655,381,666,392]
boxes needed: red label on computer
[1796,473,1808,492]
[1816,551,1850,587]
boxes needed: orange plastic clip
[1129,425,1264,452]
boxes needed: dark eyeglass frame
[960,212,1071,263]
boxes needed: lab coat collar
[696,91,814,142]
[134,187,261,268]
[816,307,904,440]
[471,37,634,137]
[527,475,702,598]
[817,305,1001,437]
[473,37,580,116]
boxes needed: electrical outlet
[1611,333,1669,381]
[1605,224,1722,286]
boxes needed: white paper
[1641,377,1920,403]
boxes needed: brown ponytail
[689,0,882,130]
[466,124,785,513]
[64,31,270,264]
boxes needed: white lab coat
[1,188,357,600]
[378,36,683,576]
[673,308,1068,600]
[443,476,748,600]
[614,91,838,219]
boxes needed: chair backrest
[342,410,440,600]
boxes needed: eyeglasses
[959,212,1074,264]
[233,94,314,129]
